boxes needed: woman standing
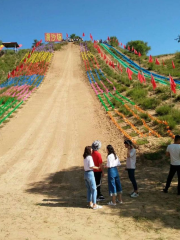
[124,140,139,197]
[106,145,123,205]
[83,146,103,210]
[91,140,105,201]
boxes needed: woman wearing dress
[106,145,123,205]
[83,146,103,210]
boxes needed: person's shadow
[26,157,180,230]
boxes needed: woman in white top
[124,140,139,198]
[106,145,122,205]
[83,146,103,210]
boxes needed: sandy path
[0,44,180,240]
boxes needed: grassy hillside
[0,49,29,83]
[116,47,180,78]
[86,41,180,137]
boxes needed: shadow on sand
[26,151,180,230]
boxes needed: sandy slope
[0,43,180,240]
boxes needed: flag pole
[169,73,172,116]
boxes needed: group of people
[83,135,180,210]
[83,139,138,210]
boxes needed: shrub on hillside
[156,105,171,115]
[118,105,132,117]
[159,115,176,129]
[139,112,151,122]
[139,98,160,109]
[126,88,147,101]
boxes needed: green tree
[109,36,118,47]
[70,34,76,39]
[126,40,151,55]
[32,39,43,48]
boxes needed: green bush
[126,88,147,101]
[116,85,127,93]
[159,115,176,129]
[155,87,168,94]
[118,106,132,117]
[175,94,180,102]
[156,105,171,115]
[139,112,151,121]
[139,98,160,109]
[136,138,149,145]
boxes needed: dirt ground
[0,43,180,240]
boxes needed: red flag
[24,58,27,63]
[149,55,153,63]
[106,60,108,64]
[101,53,103,57]
[20,64,24,70]
[28,53,31,58]
[16,66,19,71]
[172,61,175,69]
[134,49,138,55]
[118,42,120,46]
[11,70,15,76]
[151,75,157,89]
[169,75,176,93]
[82,32,85,37]
[162,60,165,66]
[107,36,110,41]
[66,33,68,38]
[123,45,126,49]
[138,52,141,57]
[121,43,122,46]
[119,65,123,73]
[7,72,11,79]
[138,72,143,83]
[104,54,106,60]
[126,68,133,80]
[35,42,39,47]
[116,39,118,42]
[141,72,146,84]
[112,62,115,68]
[109,61,112,66]
[155,58,160,65]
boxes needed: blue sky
[0,0,180,55]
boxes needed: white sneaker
[131,192,139,198]
[108,201,116,206]
[116,199,123,204]
[93,205,103,210]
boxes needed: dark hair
[83,146,92,158]
[124,139,133,146]
[107,145,117,159]
[175,135,180,142]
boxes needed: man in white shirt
[163,135,180,195]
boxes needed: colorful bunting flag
[126,68,133,80]
[151,75,157,89]
[138,72,143,83]
[155,58,160,65]
[172,61,175,69]
[169,75,176,93]
[149,55,153,63]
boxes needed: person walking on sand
[106,145,123,205]
[91,140,105,201]
[124,140,139,198]
[163,135,180,195]
[83,146,103,210]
